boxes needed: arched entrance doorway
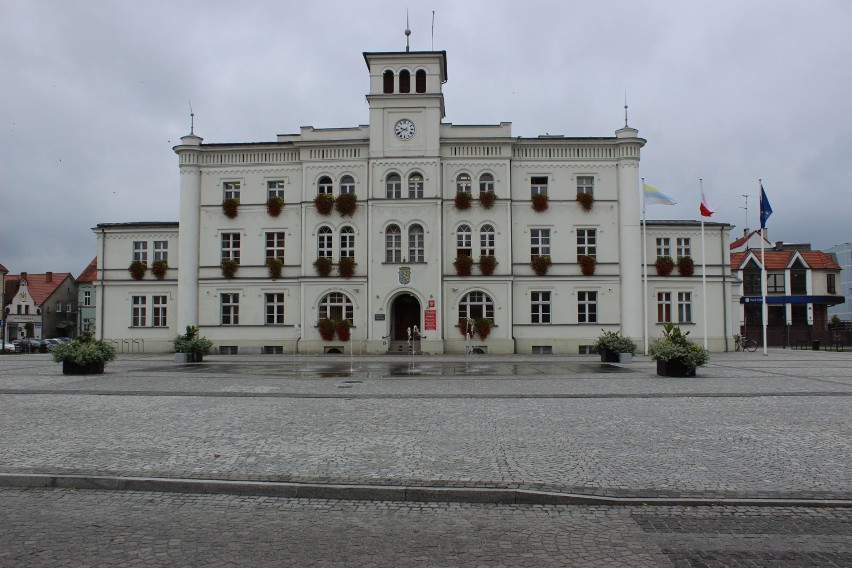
[390,294,421,342]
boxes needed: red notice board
[424,309,437,331]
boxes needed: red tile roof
[731,250,841,270]
[730,230,771,250]
[76,258,98,283]
[5,273,72,306]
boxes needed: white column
[175,134,203,332]
[616,127,646,340]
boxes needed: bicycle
[734,334,757,352]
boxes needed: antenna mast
[188,100,195,135]
[432,11,435,50]
[741,194,749,230]
[624,91,629,127]
[405,10,411,52]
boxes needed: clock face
[394,119,415,140]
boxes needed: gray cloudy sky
[2,0,850,276]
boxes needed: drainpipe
[721,225,729,352]
[99,228,106,340]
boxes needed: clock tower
[363,50,447,158]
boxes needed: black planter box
[62,361,105,375]
[656,359,695,377]
[599,349,619,363]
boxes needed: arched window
[456,173,472,194]
[480,224,495,257]
[479,173,494,195]
[459,291,494,320]
[340,226,355,258]
[456,224,472,257]
[317,226,333,258]
[399,69,411,93]
[415,69,426,93]
[408,173,424,198]
[340,175,355,195]
[319,292,353,324]
[386,173,402,199]
[383,70,394,94]
[408,224,425,263]
[318,176,333,195]
[386,225,402,262]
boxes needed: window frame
[339,226,355,259]
[456,224,473,257]
[656,291,673,323]
[317,226,333,259]
[266,232,286,262]
[530,176,548,197]
[576,228,597,259]
[479,173,494,195]
[153,241,168,263]
[531,291,552,324]
[677,291,693,323]
[408,224,425,263]
[386,173,402,199]
[318,292,353,324]
[480,224,495,257]
[340,176,355,195]
[83,290,91,307]
[221,293,239,326]
[131,296,147,327]
[267,180,286,198]
[530,228,551,257]
[265,292,285,325]
[221,233,241,263]
[676,237,692,258]
[385,225,402,263]
[456,173,472,195]
[317,176,333,196]
[576,176,594,196]
[152,295,167,328]
[223,181,240,200]
[408,173,424,199]
[458,291,495,321]
[656,237,671,258]
[132,241,148,263]
[577,291,597,324]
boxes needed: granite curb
[2,473,850,508]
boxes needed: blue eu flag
[759,185,773,229]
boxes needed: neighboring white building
[825,242,851,321]
[93,47,734,354]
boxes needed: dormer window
[416,70,426,93]
[399,70,411,93]
[383,70,394,94]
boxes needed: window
[319,292,353,323]
[456,224,472,257]
[131,296,146,327]
[577,229,597,258]
[266,293,285,325]
[479,173,494,195]
[223,181,240,200]
[399,69,410,93]
[152,296,167,327]
[154,241,168,262]
[656,238,671,258]
[480,225,495,257]
[408,224,425,263]
[790,260,807,294]
[340,176,355,195]
[767,273,785,294]
[408,173,424,198]
[577,176,594,195]
[83,290,91,307]
[676,238,691,258]
[263,346,284,355]
[456,173,472,194]
[56,301,62,312]
[386,173,402,199]
[24,305,29,315]
[132,241,147,263]
[532,346,553,355]
[531,229,551,257]
[578,291,597,323]
[828,273,836,294]
[459,291,494,320]
[383,70,394,93]
[67,302,73,313]
[221,233,240,262]
[268,180,286,198]
[657,292,672,323]
[386,225,402,262]
[340,227,355,258]
[317,176,333,195]
[677,292,692,323]
[221,293,239,325]
[266,232,285,261]
[531,291,551,324]
[415,69,426,93]
[317,227,333,258]
[531,176,548,197]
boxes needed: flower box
[314,194,334,215]
[454,255,473,276]
[655,256,674,276]
[478,191,496,209]
[313,257,333,277]
[576,192,594,212]
[335,193,358,217]
[677,255,695,276]
[531,193,549,212]
[530,255,551,276]
[454,192,472,210]
[222,198,240,219]
[578,255,596,276]
[478,255,497,276]
[266,196,284,217]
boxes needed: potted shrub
[314,194,334,215]
[266,196,284,217]
[267,257,283,280]
[655,255,675,276]
[338,256,357,278]
[578,255,596,276]
[478,255,498,276]
[222,198,240,219]
[478,191,496,209]
[313,257,333,277]
[128,260,147,280]
[454,191,472,210]
[52,332,117,375]
[335,193,358,217]
[317,318,336,341]
[454,255,474,276]
[677,255,695,276]
[530,254,552,276]
[531,193,549,212]
[173,325,213,363]
[576,192,594,212]
[594,330,637,363]
[335,319,351,341]
[151,259,168,280]
[649,323,710,377]
[221,259,239,279]
[474,317,493,340]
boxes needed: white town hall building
[92,47,735,354]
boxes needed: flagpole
[700,179,708,350]
[759,179,768,356]
[642,178,648,356]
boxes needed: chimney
[20,271,27,281]
[775,241,783,251]
[46,271,53,282]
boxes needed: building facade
[825,242,851,321]
[94,48,734,354]
[3,272,77,340]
